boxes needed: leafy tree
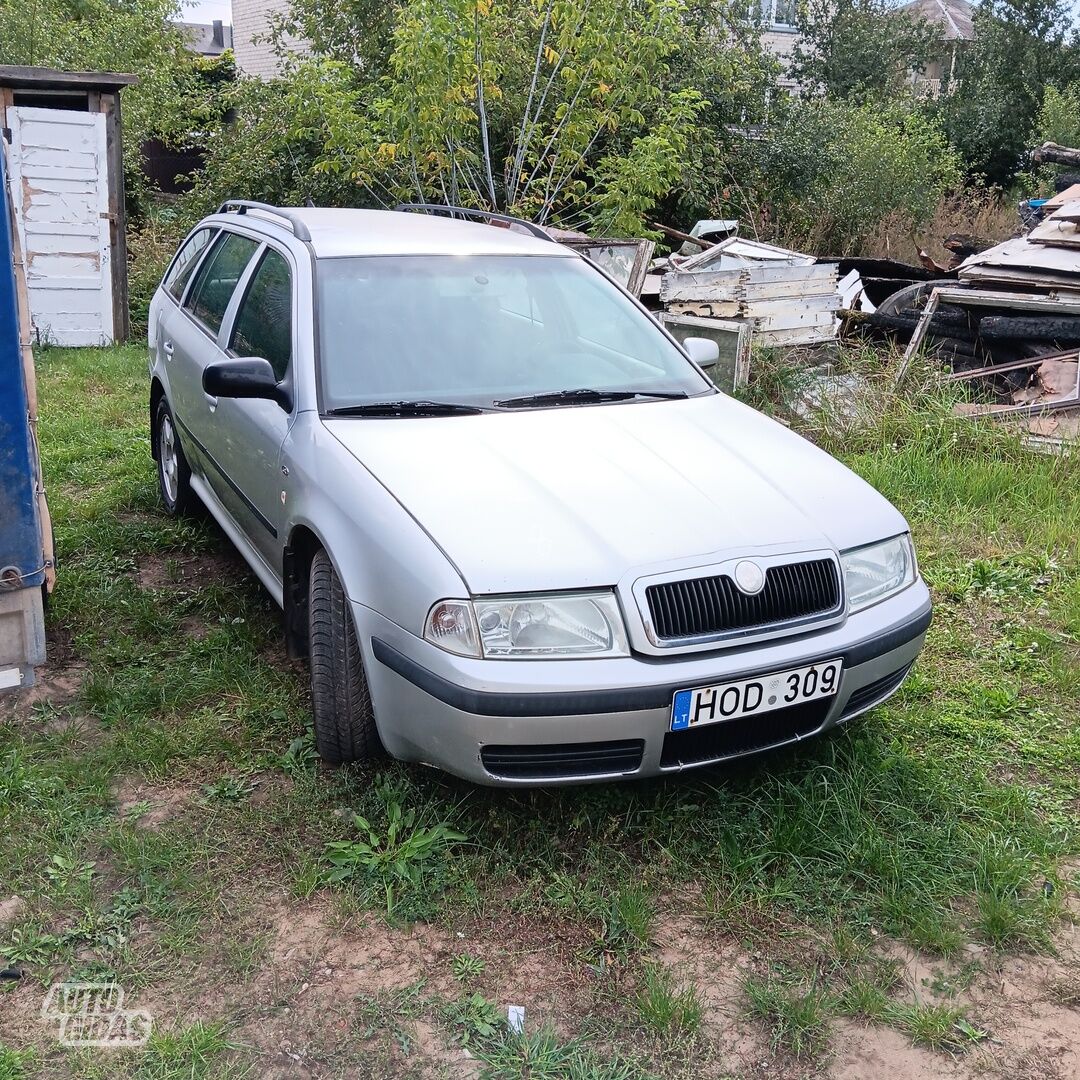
[267,0,401,74]
[735,97,963,254]
[333,0,709,232]
[0,0,226,179]
[938,0,1080,184]
[1033,82,1080,150]
[198,0,781,235]
[790,0,945,101]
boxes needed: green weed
[743,971,830,1059]
[633,963,703,1036]
[324,796,465,917]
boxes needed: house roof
[899,0,975,41]
[0,66,138,92]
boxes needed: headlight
[842,534,916,612]
[424,592,629,658]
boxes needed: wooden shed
[0,66,137,345]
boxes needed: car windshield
[316,255,711,412]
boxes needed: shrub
[1035,83,1080,149]
[126,208,192,337]
[736,98,963,256]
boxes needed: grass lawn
[1,344,1078,1079]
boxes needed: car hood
[324,395,908,594]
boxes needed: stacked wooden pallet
[658,236,842,350]
[660,259,841,347]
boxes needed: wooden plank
[932,287,1080,314]
[667,292,840,320]
[679,235,815,272]
[946,351,1078,381]
[667,301,743,318]
[755,323,838,346]
[0,66,138,90]
[960,234,1080,275]
[896,287,942,385]
[1028,218,1080,248]
[660,264,835,303]
[1043,186,1080,211]
[961,393,1080,418]
[748,307,837,332]
[103,90,128,341]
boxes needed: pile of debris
[639,232,865,390]
[891,195,1080,445]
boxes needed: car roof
[204,207,569,259]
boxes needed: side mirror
[203,358,291,411]
[683,336,721,369]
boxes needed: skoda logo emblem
[734,560,766,595]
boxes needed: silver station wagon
[147,201,931,785]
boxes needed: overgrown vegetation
[0,345,1077,1076]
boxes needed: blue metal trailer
[0,139,50,691]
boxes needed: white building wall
[232,0,309,78]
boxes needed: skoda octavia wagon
[147,201,931,785]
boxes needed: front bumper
[359,582,932,786]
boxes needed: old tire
[154,398,198,517]
[308,549,381,765]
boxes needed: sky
[183,0,231,23]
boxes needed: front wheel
[154,398,198,517]
[308,549,381,765]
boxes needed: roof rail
[393,203,552,243]
[217,199,312,243]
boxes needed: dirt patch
[223,895,468,1075]
[136,548,244,591]
[113,777,198,828]
[261,896,459,997]
[828,919,1080,1080]
[0,895,26,929]
[179,616,211,640]
[649,909,773,1074]
[0,657,93,745]
[831,1019,963,1079]
[0,661,87,714]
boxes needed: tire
[154,398,198,517]
[308,549,381,765]
[875,279,953,318]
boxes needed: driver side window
[230,249,293,381]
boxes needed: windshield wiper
[493,388,689,409]
[326,400,488,417]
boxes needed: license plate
[670,659,843,732]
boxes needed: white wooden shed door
[6,107,113,346]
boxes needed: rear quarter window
[164,228,215,301]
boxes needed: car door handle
[162,340,174,358]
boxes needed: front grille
[660,699,830,768]
[841,663,913,718]
[481,739,645,780]
[645,558,841,643]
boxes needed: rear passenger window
[184,232,260,336]
[230,249,292,381]
[164,228,215,301]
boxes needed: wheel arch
[149,377,167,461]
[282,523,325,659]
